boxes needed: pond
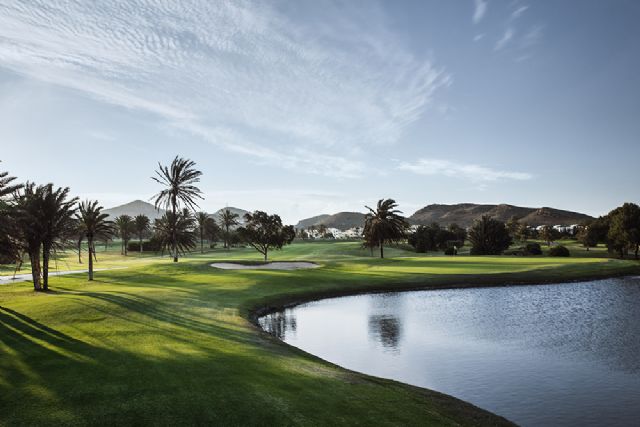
[258,277,640,426]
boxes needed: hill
[295,212,366,230]
[409,203,593,227]
[104,200,164,220]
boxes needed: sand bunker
[210,262,319,270]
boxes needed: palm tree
[134,214,151,254]
[13,183,44,290]
[152,156,203,262]
[114,215,135,255]
[0,164,23,264]
[196,211,210,253]
[154,211,197,257]
[218,208,239,250]
[363,199,408,259]
[77,200,115,280]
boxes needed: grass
[1,241,639,426]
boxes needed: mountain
[409,203,593,228]
[295,212,366,230]
[104,200,164,220]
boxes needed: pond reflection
[258,310,297,340]
[368,315,402,351]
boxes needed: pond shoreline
[244,264,640,426]
[247,265,640,323]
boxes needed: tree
[153,211,197,257]
[15,183,78,291]
[237,211,295,261]
[114,215,135,255]
[468,215,512,255]
[505,216,520,239]
[152,156,203,262]
[516,222,531,242]
[0,164,22,264]
[218,208,239,250]
[77,200,115,280]
[204,216,221,248]
[363,199,408,258]
[134,214,151,253]
[539,225,559,246]
[448,223,467,244]
[195,211,210,253]
[607,203,640,259]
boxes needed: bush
[468,215,513,255]
[444,247,456,255]
[525,243,543,255]
[548,245,570,257]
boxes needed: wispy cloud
[495,28,515,51]
[473,0,489,24]
[0,1,449,178]
[397,158,532,182]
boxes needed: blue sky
[0,0,638,223]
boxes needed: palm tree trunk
[140,236,143,254]
[172,201,178,262]
[42,244,49,291]
[201,230,204,253]
[29,250,41,291]
[264,249,268,262]
[380,243,384,259]
[88,237,94,281]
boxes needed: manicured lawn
[1,242,638,426]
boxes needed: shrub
[444,247,456,255]
[524,243,543,255]
[548,245,570,257]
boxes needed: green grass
[1,241,639,426]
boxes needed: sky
[0,0,639,224]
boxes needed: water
[259,277,640,426]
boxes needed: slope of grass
[1,241,638,426]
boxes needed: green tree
[607,203,640,259]
[237,211,295,261]
[516,222,531,242]
[153,211,197,257]
[0,164,22,264]
[204,216,220,248]
[539,225,559,246]
[505,216,520,239]
[195,211,210,253]
[134,214,151,253]
[77,200,115,280]
[114,215,135,255]
[152,156,203,262]
[14,183,78,291]
[218,208,239,250]
[468,215,512,255]
[363,199,408,259]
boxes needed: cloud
[397,158,532,182]
[495,28,515,51]
[0,1,449,178]
[473,0,489,24]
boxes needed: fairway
[1,242,639,426]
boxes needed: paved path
[0,267,128,284]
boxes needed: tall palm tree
[219,208,239,250]
[114,215,135,255]
[154,211,197,257]
[77,200,115,280]
[13,183,44,290]
[152,156,203,262]
[134,214,151,254]
[40,184,78,290]
[196,211,210,253]
[363,199,408,259]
